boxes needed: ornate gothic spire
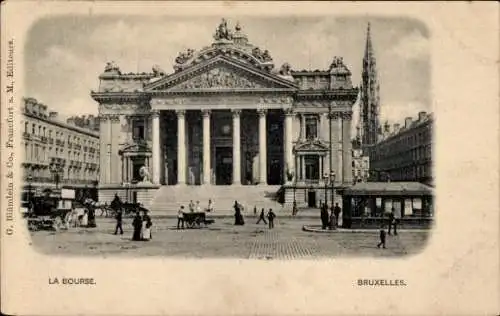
[359,22,381,149]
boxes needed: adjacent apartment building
[368,111,433,185]
[21,97,100,192]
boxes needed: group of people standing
[320,202,342,230]
[110,193,153,241]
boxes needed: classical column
[342,112,353,184]
[128,157,133,182]
[301,155,306,181]
[258,109,267,185]
[151,111,160,184]
[177,110,186,185]
[284,109,294,180]
[103,115,112,184]
[301,114,306,140]
[202,109,211,185]
[232,109,241,185]
[337,112,343,183]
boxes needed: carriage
[26,189,75,231]
[182,212,215,228]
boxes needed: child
[377,224,387,249]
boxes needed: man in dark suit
[114,209,123,235]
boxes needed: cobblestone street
[29,216,430,259]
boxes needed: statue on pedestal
[214,18,233,41]
[139,165,151,183]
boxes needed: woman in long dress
[80,210,89,227]
[132,212,142,241]
[141,211,152,241]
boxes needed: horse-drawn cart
[183,212,215,228]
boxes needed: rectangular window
[305,116,318,139]
[133,119,145,140]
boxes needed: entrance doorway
[268,158,282,185]
[215,147,232,185]
[308,190,316,208]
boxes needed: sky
[25,15,431,127]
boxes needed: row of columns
[150,108,294,185]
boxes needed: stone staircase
[150,185,286,216]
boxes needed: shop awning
[341,182,434,197]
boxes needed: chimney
[49,111,58,119]
[393,123,400,133]
[418,111,427,121]
[404,117,413,129]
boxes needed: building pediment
[294,139,329,152]
[144,56,297,92]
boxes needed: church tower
[359,22,381,150]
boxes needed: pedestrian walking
[256,208,267,224]
[132,211,142,241]
[292,201,298,216]
[189,200,194,212]
[177,206,185,229]
[253,206,257,217]
[114,209,123,235]
[333,203,341,227]
[377,224,387,248]
[267,209,276,229]
[196,201,201,213]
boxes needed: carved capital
[257,108,267,117]
[329,112,342,120]
[98,115,109,122]
[202,109,211,118]
[284,108,295,116]
[342,112,353,121]
[110,115,121,122]
[231,109,242,118]
[150,110,160,118]
[175,110,186,117]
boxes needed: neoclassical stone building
[91,19,358,206]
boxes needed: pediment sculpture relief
[176,68,264,89]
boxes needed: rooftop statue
[152,64,166,76]
[330,56,344,68]
[175,48,195,64]
[104,61,121,73]
[279,63,292,76]
[214,18,233,41]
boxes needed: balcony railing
[23,132,31,139]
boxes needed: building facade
[368,111,433,185]
[21,97,100,192]
[91,20,358,205]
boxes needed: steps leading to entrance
[150,185,284,215]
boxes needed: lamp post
[330,170,336,210]
[323,173,329,207]
[50,163,61,190]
